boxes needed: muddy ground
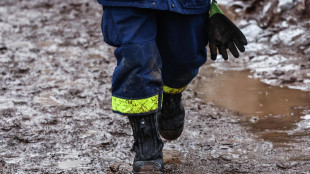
[0,0,310,173]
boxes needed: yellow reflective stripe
[112,95,159,114]
[163,85,187,94]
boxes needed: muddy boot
[158,93,185,140]
[128,113,164,173]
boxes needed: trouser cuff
[112,93,162,116]
[163,85,187,94]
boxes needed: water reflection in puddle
[195,67,310,144]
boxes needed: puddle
[195,67,310,144]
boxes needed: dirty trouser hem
[163,85,187,94]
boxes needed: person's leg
[156,11,209,140]
[101,7,163,172]
[102,7,162,115]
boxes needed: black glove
[208,0,247,60]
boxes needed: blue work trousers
[101,7,208,115]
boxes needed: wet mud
[195,65,310,151]
[1,0,310,173]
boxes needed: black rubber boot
[158,93,185,141]
[128,113,164,173]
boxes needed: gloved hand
[208,0,247,60]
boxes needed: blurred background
[196,0,310,168]
[197,0,310,143]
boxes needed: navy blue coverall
[98,0,211,115]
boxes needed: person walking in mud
[98,0,247,172]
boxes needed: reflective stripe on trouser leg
[163,85,187,94]
[112,93,163,115]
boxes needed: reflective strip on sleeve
[163,85,187,94]
[112,95,159,114]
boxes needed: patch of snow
[239,19,248,27]
[248,55,298,73]
[281,21,289,28]
[287,85,310,91]
[270,28,304,45]
[263,2,272,14]
[246,43,268,52]
[217,0,234,6]
[241,21,263,42]
[6,40,36,50]
[0,6,8,13]
[58,159,90,169]
[277,0,294,12]
[303,47,310,55]
[296,120,310,130]
[302,115,310,120]
[234,8,242,13]
[250,116,259,123]
[0,22,13,32]
[213,58,225,63]
[279,64,300,71]
[0,97,14,109]
[260,78,278,86]
[0,57,11,63]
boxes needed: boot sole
[134,171,163,174]
[159,127,183,141]
[133,159,163,173]
[134,166,163,174]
